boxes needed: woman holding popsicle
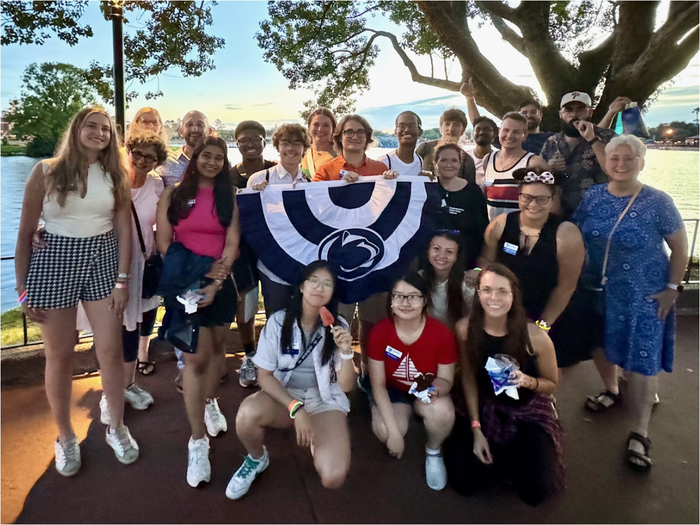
[367,271,457,491]
[444,263,562,506]
[226,261,357,500]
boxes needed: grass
[1,143,27,156]
[1,307,42,347]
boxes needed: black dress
[496,211,559,320]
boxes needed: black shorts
[199,274,237,328]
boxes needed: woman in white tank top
[15,106,138,476]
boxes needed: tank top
[42,161,115,238]
[496,211,559,320]
[483,151,534,220]
[172,186,227,258]
[476,331,538,406]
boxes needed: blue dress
[573,184,683,376]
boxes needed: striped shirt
[483,151,534,221]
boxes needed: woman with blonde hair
[16,106,138,476]
[127,107,171,145]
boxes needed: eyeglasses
[477,287,512,299]
[130,150,158,164]
[519,193,552,205]
[137,118,159,126]
[561,105,589,116]
[279,140,304,148]
[391,293,424,305]
[342,129,367,139]
[237,137,264,147]
[306,277,334,292]
[396,123,419,131]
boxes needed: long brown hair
[423,231,467,327]
[465,263,531,371]
[46,106,129,209]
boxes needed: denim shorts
[286,386,350,415]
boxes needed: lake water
[2,147,698,312]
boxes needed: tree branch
[476,0,516,22]
[488,13,527,56]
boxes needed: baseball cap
[560,91,592,108]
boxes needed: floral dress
[573,184,683,376]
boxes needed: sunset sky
[2,1,698,131]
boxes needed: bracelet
[535,319,551,331]
[339,351,355,360]
[587,136,600,145]
[533,377,540,391]
[473,267,482,272]
[17,290,27,304]
[114,282,128,290]
[288,400,304,419]
[471,420,481,429]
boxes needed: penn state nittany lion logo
[318,228,385,282]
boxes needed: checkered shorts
[26,231,118,309]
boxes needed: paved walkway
[2,317,698,524]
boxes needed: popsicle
[319,306,335,327]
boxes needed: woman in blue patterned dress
[573,135,687,470]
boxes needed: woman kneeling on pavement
[444,263,563,506]
[227,261,356,500]
[367,271,457,491]
[156,136,240,488]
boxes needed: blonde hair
[46,106,129,209]
[127,107,170,144]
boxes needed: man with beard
[416,108,476,183]
[466,116,498,188]
[541,91,615,220]
[158,110,210,186]
[519,99,554,155]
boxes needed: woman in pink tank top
[156,136,241,488]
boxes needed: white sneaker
[55,435,81,477]
[99,393,110,426]
[225,447,269,500]
[204,398,227,437]
[187,436,211,488]
[239,354,258,388]
[425,451,447,490]
[106,425,139,465]
[124,383,154,410]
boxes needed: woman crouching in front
[226,261,356,499]
[444,263,563,506]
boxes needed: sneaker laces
[111,427,132,454]
[206,399,222,423]
[58,438,79,462]
[189,440,209,466]
[237,455,261,479]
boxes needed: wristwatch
[667,283,684,293]
[587,136,600,146]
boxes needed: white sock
[426,446,441,456]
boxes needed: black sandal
[626,432,652,470]
[136,359,156,376]
[584,390,622,412]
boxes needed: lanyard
[279,329,323,373]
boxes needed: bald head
[179,110,210,150]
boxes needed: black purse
[131,202,163,300]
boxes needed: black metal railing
[2,219,699,350]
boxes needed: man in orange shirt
[313,114,396,182]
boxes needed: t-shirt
[231,160,277,190]
[368,317,457,392]
[429,279,474,328]
[466,148,497,189]
[523,132,554,155]
[434,183,489,268]
[156,147,190,187]
[415,140,476,183]
[379,151,424,176]
[312,155,388,181]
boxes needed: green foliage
[2,1,225,103]
[648,121,699,140]
[4,62,97,157]
[1,307,42,347]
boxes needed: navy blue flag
[237,176,441,303]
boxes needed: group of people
[15,83,687,506]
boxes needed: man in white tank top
[483,112,549,220]
[379,111,430,177]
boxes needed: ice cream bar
[319,306,335,327]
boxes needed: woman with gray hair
[572,134,688,470]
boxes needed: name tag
[282,344,300,356]
[441,198,448,208]
[503,242,518,256]
[385,346,402,360]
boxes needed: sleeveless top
[483,151,534,220]
[42,161,115,238]
[476,331,538,406]
[172,186,227,258]
[496,211,559,320]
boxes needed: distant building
[685,135,699,146]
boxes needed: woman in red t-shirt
[367,271,457,491]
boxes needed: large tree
[5,62,97,156]
[257,1,699,127]
[1,0,225,103]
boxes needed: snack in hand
[319,306,335,327]
[413,372,435,392]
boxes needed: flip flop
[626,432,652,470]
[136,359,156,376]
[585,390,622,412]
